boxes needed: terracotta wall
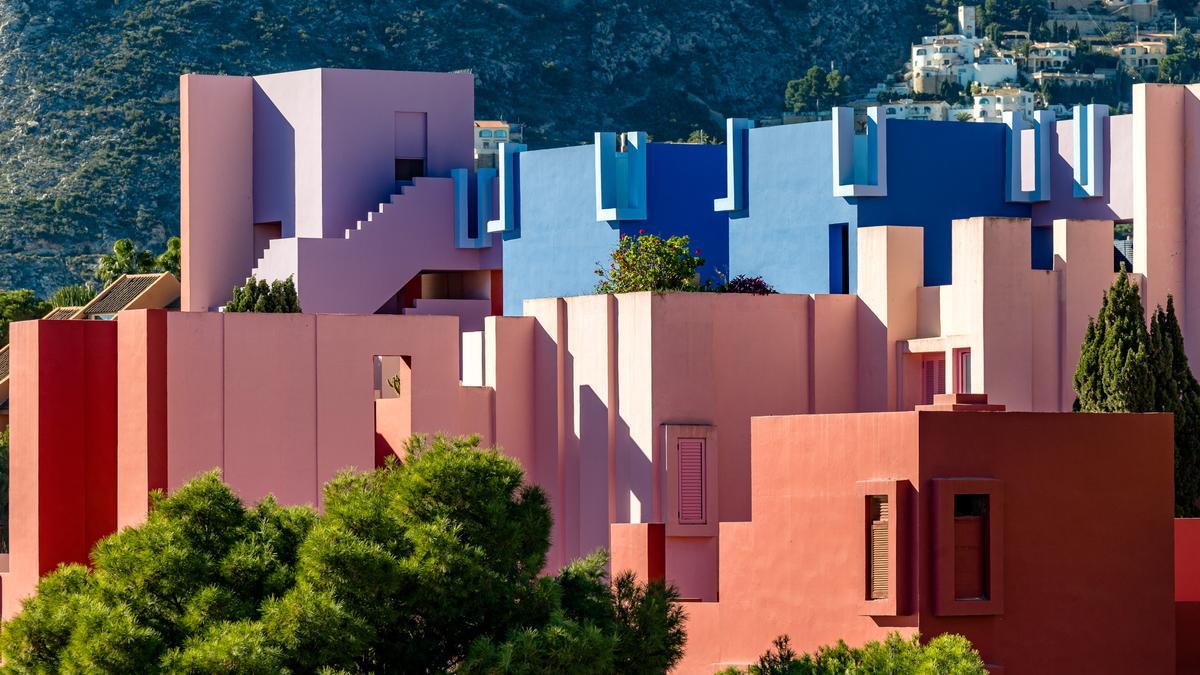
[672,408,1175,673]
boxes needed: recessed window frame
[662,424,718,537]
[932,478,1005,616]
[857,479,910,616]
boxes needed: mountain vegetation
[0,0,937,295]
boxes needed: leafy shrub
[0,436,687,672]
[224,276,301,313]
[719,275,777,295]
[719,632,986,675]
[594,233,705,294]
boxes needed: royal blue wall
[503,143,727,315]
[855,119,1031,285]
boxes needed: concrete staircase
[251,177,489,314]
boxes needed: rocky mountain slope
[0,0,929,294]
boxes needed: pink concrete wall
[180,74,254,311]
[485,316,536,473]
[130,312,492,512]
[1176,519,1200,672]
[1053,219,1117,411]
[116,310,167,528]
[223,313,318,506]
[857,227,923,412]
[1134,85,1187,330]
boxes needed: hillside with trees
[0,0,941,295]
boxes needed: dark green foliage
[0,289,51,344]
[0,436,687,672]
[224,276,301,313]
[1160,30,1200,85]
[1161,0,1196,17]
[1075,273,1200,516]
[0,1,930,296]
[1074,269,1155,413]
[0,473,316,672]
[49,284,96,308]
[784,66,848,114]
[719,632,986,675]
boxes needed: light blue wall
[503,145,610,315]
[729,121,858,293]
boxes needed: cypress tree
[1150,297,1200,516]
[1075,274,1200,516]
[1074,269,1156,412]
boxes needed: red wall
[1176,519,1200,672]
[3,320,117,618]
[677,409,1175,673]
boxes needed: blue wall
[503,143,727,315]
[504,118,1061,313]
[855,119,1030,285]
[730,121,858,293]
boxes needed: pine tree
[1074,269,1155,413]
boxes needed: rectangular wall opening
[953,494,989,600]
[829,223,850,294]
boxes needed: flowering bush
[594,232,705,294]
[718,274,777,295]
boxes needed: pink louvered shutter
[677,439,706,525]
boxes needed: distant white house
[972,86,1035,123]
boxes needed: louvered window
[922,356,946,405]
[677,439,706,525]
[869,496,889,600]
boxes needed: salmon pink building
[3,67,1200,671]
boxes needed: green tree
[955,111,975,122]
[784,66,845,114]
[0,436,687,672]
[1074,274,1200,516]
[1073,268,1156,413]
[1159,30,1200,84]
[49,284,96,308]
[594,233,706,294]
[718,632,986,674]
[94,238,156,287]
[224,276,302,313]
[0,289,52,344]
[1150,297,1200,516]
[156,236,181,279]
[979,0,1047,37]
